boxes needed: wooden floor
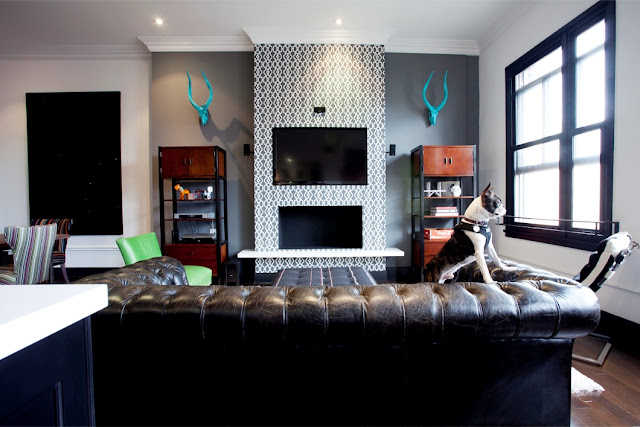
[571,335,640,426]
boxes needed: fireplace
[279,206,363,249]
[248,44,389,273]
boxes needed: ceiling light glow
[154,18,165,26]
[334,17,343,25]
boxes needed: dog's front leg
[475,250,494,282]
[463,231,495,283]
[486,239,517,272]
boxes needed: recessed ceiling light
[334,17,343,25]
[154,18,165,26]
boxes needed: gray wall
[150,51,479,272]
[385,53,479,269]
[151,52,255,258]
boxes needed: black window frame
[504,0,616,251]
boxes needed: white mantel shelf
[0,284,108,361]
[237,248,404,259]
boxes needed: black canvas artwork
[26,91,123,235]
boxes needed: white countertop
[237,248,404,258]
[0,284,108,361]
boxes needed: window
[505,1,615,250]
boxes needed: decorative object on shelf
[440,180,461,196]
[438,180,462,197]
[186,70,213,126]
[422,70,448,126]
[174,183,190,200]
[205,186,213,199]
[424,181,444,197]
[424,228,454,241]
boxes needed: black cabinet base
[0,319,95,427]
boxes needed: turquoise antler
[422,71,448,126]
[186,70,213,126]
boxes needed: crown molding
[0,36,480,58]
[138,36,253,52]
[242,27,395,45]
[137,33,477,55]
[385,38,479,55]
[0,45,151,60]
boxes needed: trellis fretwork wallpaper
[253,43,387,273]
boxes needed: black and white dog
[423,182,516,283]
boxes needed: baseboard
[594,311,640,359]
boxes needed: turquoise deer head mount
[186,70,213,126]
[422,70,448,126]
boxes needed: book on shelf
[429,207,458,216]
[430,212,459,216]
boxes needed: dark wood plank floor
[571,335,640,426]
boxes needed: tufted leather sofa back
[76,256,600,344]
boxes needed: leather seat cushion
[271,266,378,287]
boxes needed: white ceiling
[0,0,540,56]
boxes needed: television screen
[272,127,367,185]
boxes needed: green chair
[116,232,212,286]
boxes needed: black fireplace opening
[279,206,363,249]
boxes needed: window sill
[504,227,608,251]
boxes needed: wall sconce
[386,144,396,156]
[313,106,326,117]
[243,144,254,156]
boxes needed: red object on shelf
[424,228,454,240]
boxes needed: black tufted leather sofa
[75,256,600,426]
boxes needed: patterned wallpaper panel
[253,44,386,272]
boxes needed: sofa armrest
[73,256,189,290]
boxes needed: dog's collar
[462,217,489,227]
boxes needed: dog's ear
[482,181,494,196]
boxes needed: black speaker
[387,144,396,156]
[243,144,252,156]
[224,256,241,285]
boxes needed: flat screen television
[272,127,367,185]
